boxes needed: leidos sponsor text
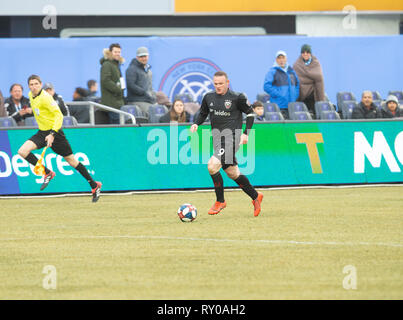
[0,151,90,182]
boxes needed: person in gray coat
[125,46,156,116]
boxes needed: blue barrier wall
[0,35,402,105]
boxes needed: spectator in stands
[252,101,265,121]
[0,89,5,117]
[87,79,101,102]
[100,43,125,124]
[352,91,382,119]
[43,83,69,116]
[4,83,33,125]
[381,95,401,118]
[159,99,190,123]
[263,50,299,119]
[126,46,156,116]
[293,44,325,117]
[69,87,91,123]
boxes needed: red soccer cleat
[252,192,264,217]
[208,201,227,215]
[91,181,102,203]
[40,171,55,191]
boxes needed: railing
[65,101,136,125]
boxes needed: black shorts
[212,134,240,170]
[29,129,73,157]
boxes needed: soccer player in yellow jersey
[18,75,102,202]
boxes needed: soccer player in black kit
[190,71,263,216]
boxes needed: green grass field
[0,186,402,300]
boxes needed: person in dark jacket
[4,83,33,125]
[100,43,125,124]
[263,50,299,119]
[43,82,69,116]
[352,91,382,119]
[381,95,401,118]
[159,99,190,123]
[126,46,156,116]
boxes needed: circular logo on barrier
[158,58,222,104]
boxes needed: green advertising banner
[1,120,403,195]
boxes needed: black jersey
[195,90,254,132]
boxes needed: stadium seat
[256,93,270,103]
[388,91,403,101]
[24,116,38,127]
[174,93,193,103]
[120,104,148,123]
[264,111,284,121]
[288,102,309,120]
[340,100,357,119]
[0,117,18,127]
[372,100,382,111]
[319,110,340,120]
[371,91,382,101]
[289,111,312,121]
[263,102,280,113]
[314,101,335,119]
[148,104,168,123]
[62,116,78,127]
[337,91,356,111]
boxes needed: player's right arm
[191,95,209,132]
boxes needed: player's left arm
[238,93,255,145]
[44,95,63,147]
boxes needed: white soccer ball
[177,203,197,222]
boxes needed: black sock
[25,152,50,174]
[234,174,258,200]
[75,162,97,188]
[210,172,225,202]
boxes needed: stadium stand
[319,110,340,120]
[263,102,280,113]
[0,117,18,127]
[121,105,149,123]
[289,111,312,121]
[371,91,382,101]
[24,116,38,127]
[62,116,79,127]
[264,111,284,121]
[148,104,169,123]
[314,101,335,120]
[256,93,270,103]
[340,100,358,119]
[288,102,309,119]
[337,91,356,111]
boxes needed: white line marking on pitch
[0,234,402,248]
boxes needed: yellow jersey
[29,89,63,132]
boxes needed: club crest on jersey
[224,100,232,109]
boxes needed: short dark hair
[214,71,228,79]
[87,79,96,89]
[27,74,42,84]
[10,83,23,92]
[252,101,264,109]
[109,43,121,51]
[75,87,89,97]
